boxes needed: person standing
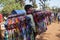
[57,12,60,23]
[24,4,36,40]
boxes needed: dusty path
[38,22,60,40]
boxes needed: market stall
[5,10,36,40]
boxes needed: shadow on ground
[56,33,60,38]
[58,30,60,31]
[39,36,47,40]
[36,32,51,40]
[39,33,49,40]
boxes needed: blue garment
[4,30,8,40]
[11,10,26,15]
[22,27,27,40]
[5,20,8,25]
[25,16,32,40]
[37,21,46,32]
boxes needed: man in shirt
[24,4,36,40]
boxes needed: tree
[29,0,37,8]
[15,0,25,8]
[39,0,50,10]
[0,0,23,15]
[52,7,59,12]
[14,0,37,8]
[58,8,60,12]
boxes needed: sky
[25,0,60,8]
[0,0,60,11]
[47,0,60,8]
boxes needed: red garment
[0,14,3,23]
[0,14,3,19]
[15,18,19,23]
[8,19,12,25]
[34,13,40,23]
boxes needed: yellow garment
[8,19,12,25]
[15,18,19,23]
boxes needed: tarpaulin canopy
[11,10,26,15]
[8,10,26,18]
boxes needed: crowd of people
[0,4,60,40]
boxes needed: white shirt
[0,23,6,30]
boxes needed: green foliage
[29,0,37,8]
[3,2,22,13]
[33,3,37,8]
[0,0,38,15]
[0,0,23,14]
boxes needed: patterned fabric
[8,19,12,25]
[15,18,19,23]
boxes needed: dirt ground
[36,22,60,40]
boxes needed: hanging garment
[22,27,27,40]
[14,30,19,40]
[43,20,47,31]
[7,30,12,40]
[26,23,35,40]
[15,17,19,23]
[0,14,3,23]
[10,24,14,30]
[34,12,45,25]
[30,31,34,40]
[8,19,12,25]
[26,25,31,40]
[7,19,12,30]
[18,16,21,22]
[37,20,46,33]
[34,13,38,23]
[4,30,8,40]
[27,36,31,40]
[12,18,16,24]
